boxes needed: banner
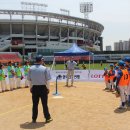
[50,70,89,81]
[50,70,104,82]
[4,69,104,84]
[88,70,104,81]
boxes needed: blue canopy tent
[54,43,93,56]
[51,43,94,70]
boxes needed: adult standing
[27,55,52,123]
[66,57,77,86]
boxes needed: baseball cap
[115,66,119,70]
[118,60,125,66]
[124,57,130,62]
[35,55,43,62]
[109,64,114,67]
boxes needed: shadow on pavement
[20,122,45,129]
[114,108,127,114]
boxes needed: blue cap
[124,57,130,62]
[110,64,114,67]
[115,66,119,70]
[118,60,125,66]
[35,55,43,62]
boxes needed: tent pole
[89,55,90,70]
[51,57,55,70]
[64,57,65,70]
[88,54,91,80]
[93,54,94,70]
[54,57,56,70]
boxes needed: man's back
[28,64,51,85]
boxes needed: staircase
[0,35,10,42]
[0,40,11,51]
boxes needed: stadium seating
[0,52,22,63]
[11,40,22,45]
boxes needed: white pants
[105,81,110,89]
[127,82,130,96]
[66,70,74,85]
[25,75,30,87]
[119,86,128,103]
[16,78,21,88]
[0,80,6,91]
[110,79,114,88]
[3,80,7,90]
[9,78,15,90]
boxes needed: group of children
[0,61,30,92]
[103,57,130,109]
[2,58,130,109]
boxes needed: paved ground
[0,82,130,130]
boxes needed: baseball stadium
[1,2,130,130]
[0,8,104,55]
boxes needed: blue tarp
[54,43,93,56]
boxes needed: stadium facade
[0,9,104,55]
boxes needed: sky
[0,0,130,50]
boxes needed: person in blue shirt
[114,66,120,97]
[27,55,52,123]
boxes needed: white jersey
[66,60,77,70]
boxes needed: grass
[46,63,110,70]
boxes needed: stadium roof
[0,9,104,33]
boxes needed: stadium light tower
[80,2,93,19]
[60,9,70,16]
[21,1,48,12]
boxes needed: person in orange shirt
[103,67,110,90]
[124,57,130,106]
[108,64,115,91]
[116,60,129,109]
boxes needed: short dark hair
[25,60,29,65]
[0,64,3,69]
[8,61,12,64]
[35,55,43,62]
